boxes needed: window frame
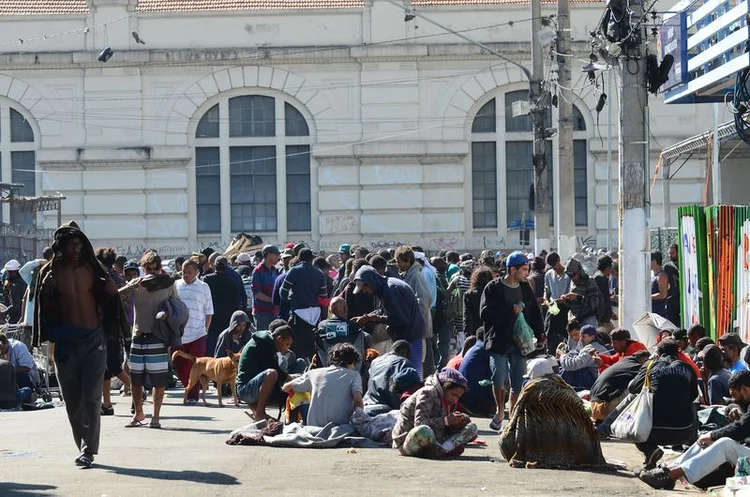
[0,103,37,226]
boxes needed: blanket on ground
[226,420,383,448]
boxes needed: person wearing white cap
[524,357,557,381]
[1,260,27,324]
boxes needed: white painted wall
[0,1,715,258]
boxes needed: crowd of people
[5,225,750,492]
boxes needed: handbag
[611,360,655,443]
[512,312,536,356]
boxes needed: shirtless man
[33,222,122,469]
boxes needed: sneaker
[489,415,502,431]
[638,467,675,490]
[644,447,664,471]
[187,398,198,406]
[100,405,115,416]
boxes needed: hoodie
[214,310,253,357]
[403,263,433,338]
[564,259,601,322]
[354,266,423,343]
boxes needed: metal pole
[555,0,575,260]
[607,68,613,251]
[617,0,650,335]
[531,0,550,254]
[712,103,721,204]
[662,159,671,228]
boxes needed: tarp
[632,312,678,351]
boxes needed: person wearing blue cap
[480,250,544,431]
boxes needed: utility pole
[531,0,550,255]
[617,0,650,333]
[555,0,576,260]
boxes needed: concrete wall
[0,1,715,258]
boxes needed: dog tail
[171,350,196,363]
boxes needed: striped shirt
[175,278,214,344]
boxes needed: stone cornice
[39,158,190,170]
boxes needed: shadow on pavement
[161,426,230,435]
[0,483,57,496]
[94,465,240,485]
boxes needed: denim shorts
[236,371,268,405]
[489,347,526,394]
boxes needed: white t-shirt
[175,278,214,344]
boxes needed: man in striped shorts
[119,251,177,429]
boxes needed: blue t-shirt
[730,360,749,374]
[458,341,494,414]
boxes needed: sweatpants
[676,438,750,483]
[54,329,106,455]
[172,335,207,400]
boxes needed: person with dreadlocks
[33,221,128,469]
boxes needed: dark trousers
[54,330,106,455]
[290,314,317,362]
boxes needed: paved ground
[1,389,700,497]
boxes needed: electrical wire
[0,13,135,48]
[668,151,693,180]
[733,68,750,145]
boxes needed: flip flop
[124,419,146,428]
[148,421,161,429]
[75,453,94,469]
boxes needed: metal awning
[661,120,738,160]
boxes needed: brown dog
[172,350,241,407]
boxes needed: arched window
[194,95,311,234]
[470,92,588,230]
[0,106,36,226]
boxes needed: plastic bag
[512,312,536,356]
[611,361,654,443]
[547,300,560,316]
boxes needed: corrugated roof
[415,0,601,3]
[0,0,89,15]
[136,0,602,11]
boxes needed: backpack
[443,284,463,323]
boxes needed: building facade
[0,0,720,259]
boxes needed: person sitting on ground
[316,296,364,369]
[447,335,477,371]
[458,328,495,416]
[687,324,707,360]
[214,310,254,358]
[392,367,422,403]
[597,328,647,371]
[590,349,651,422]
[283,342,364,427]
[701,345,731,406]
[655,329,701,379]
[363,340,412,415]
[639,370,750,490]
[559,324,608,391]
[392,367,478,458]
[560,319,582,356]
[0,334,39,390]
[719,333,750,374]
[599,338,698,472]
[236,324,295,420]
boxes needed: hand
[512,304,523,315]
[447,412,468,426]
[593,355,603,367]
[537,297,546,306]
[352,316,370,325]
[697,432,714,448]
[728,406,743,422]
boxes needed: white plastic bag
[611,361,654,443]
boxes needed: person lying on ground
[639,369,750,490]
[391,367,477,459]
[282,342,364,427]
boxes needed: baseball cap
[672,328,688,341]
[123,261,140,271]
[580,324,597,337]
[215,256,229,270]
[284,242,295,249]
[280,249,293,260]
[524,357,555,379]
[3,259,20,271]
[262,245,280,256]
[338,243,351,254]
[505,250,529,268]
[353,280,365,295]
[200,247,215,257]
[236,252,252,264]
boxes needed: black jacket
[711,408,750,443]
[480,279,543,355]
[463,289,482,336]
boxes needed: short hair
[695,337,715,352]
[461,336,477,356]
[531,256,546,272]
[656,338,679,357]
[298,248,314,263]
[96,247,117,268]
[689,324,707,338]
[370,255,387,273]
[566,320,581,332]
[703,346,724,371]
[610,328,631,341]
[272,325,294,340]
[182,259,199,272]
[364,253,375,262]
[670,243,678,251]
[351,258,370,276]
[175,256,186,265]
[354,246,370,259]
[392,340,411,357]
[378,249,391,260]
[546,251,560,267]
[729,370,750,390]
[312,256,328,270]
[327,342,361,368]
[42,246,54,260]
[412,246,423,253]
[268,319,288,333]
[597,255,613,271]
[237,265,251,277]
[395,246,415,265]
[0,334,7,346]
[115,255,127,268]
[651,251,663,265]
[446,251,460,264]
[140,251,161,269]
